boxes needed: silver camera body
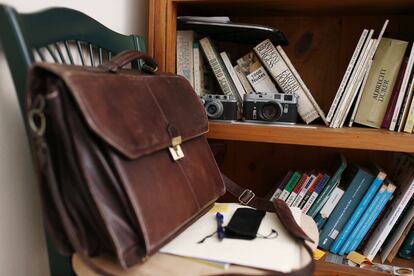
[243,92,298,124]
[200,94,239,121]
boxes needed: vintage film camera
[243,92,298,124]
[200,94,239,121]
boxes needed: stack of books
[267,153,414,262]
[176,29,327,124]
[327,19,414,134]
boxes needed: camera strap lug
[169,136,184,161]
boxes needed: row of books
[327,19,414,134]
[266,153,414,262]
[176,30,327,124]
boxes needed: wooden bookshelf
[148,0,414,275]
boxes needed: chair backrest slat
[35,47,46,61]
[88,43,95,67]
[54,42,66,64]
[76,40,85,66]
[99,47,103,64]
[64,40,74,65]
[46,45,59,63]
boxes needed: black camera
[243,92,298,124]
[200,94,239,121]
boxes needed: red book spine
[381,58,408,128]
[292,173,309,194]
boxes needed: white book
[285,191,299,207]
[349,58,373,127]
[390,44,414,131]
[276,46,328,125]
[176,30,194,87]
[363,158,414,261]
[291,175,315,208]
[330,31,374,128]
[221,52,246,103]
[254,39,320,124]
[302,190,319,214]
[327,29,369,123]
[270,188,284,201]
[234,65,254,94]
[403,80,414,133]
[338,38,376,128]
[380,199,414,263]
[319,186,345,219]
[193,42,204,96]
[236,52,279,94]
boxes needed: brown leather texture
[26,50,314,276]
[27,51,225,270]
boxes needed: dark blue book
[399,224,414,259]
[318,165,374,250]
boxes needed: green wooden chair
[0,4,146,275]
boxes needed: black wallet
[225,208,266,240]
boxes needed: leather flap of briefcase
[31,63,209,159]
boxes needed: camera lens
[259,101,282,121]
[205,100,224,119]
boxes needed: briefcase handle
[99,50,158,73]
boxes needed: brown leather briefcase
[26,51,314,275]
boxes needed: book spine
[299,173,323,210]
[403,86,414,133]
[397,76,414,132]
[340,184,392,255]
[319,169,374,250]
[278,171,301,202]
[220,52,246,104]
[316,186,345,230]
[276,45,327,125]
[285,173,308,207]
[291,174,315,208]
[389,44,414,131]
[253,39,320,124]
[330,169,386,254]
[269,171,293,201]
[307,157,347,218]
[234,65,254,94]
[381,59,408,128]
[302,174,331,214]
[363,178,414,261]
[193,42,203,96]
[199,37,239,102]
[327,29,369,122]
[398,226,414,259]
[176,31,194,87]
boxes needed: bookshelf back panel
[181,14,414,117]
[214,140,396,197]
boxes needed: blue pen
[216,212,225,241]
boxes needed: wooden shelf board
[207,121,414,152]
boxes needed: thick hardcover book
[199,37,240,102]
[327,29,369,123]
[286,173,308,207]
[330,31,374,128]
[278,171,302,202]
[307,155,347,218]
[389,44,414,131]
[363,154,414,260]
[319,165,374,250]
[381,198,414,263]
[398,224,414,259]
[381,59,408,128]
[340,183,395,255]
[315,183,344,230]
[176,30,195,87]
[291,174,316,208]
[236,52,279,93]
[354,38,408,128]
[299,173,323,210]
[253,39,320,124]
[302,174,331,214]
[234,64,254,94]
[330,166,387,254]
[403,80,414,133]
[268,171,293,201]
[221,51,246,103]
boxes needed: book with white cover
[254,39,320,124]
[319,186,345,220]
[327,29,369,123]
[176,30,194,87]
[193,42,204,96]
[276,46,328,125]
[221,52,246,103]
[338,38,376,128]
[389,44,414,131]
[363,155,414,261]
[236,52,279,93]
[291,175,316,208]
[330,31,374,128]
[234,64,254,94]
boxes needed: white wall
[0,1,148,275]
